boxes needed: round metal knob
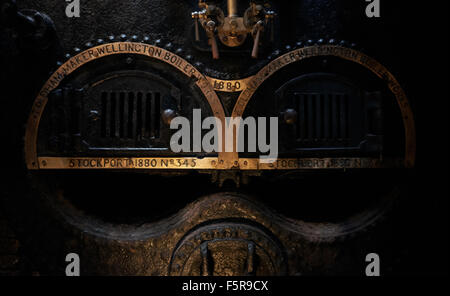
[283,108,298,125]
[162,109,178,126]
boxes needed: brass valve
[192,0,276,59]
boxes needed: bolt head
[283,109,298,125]
[162,109,178,125]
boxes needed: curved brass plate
[24,42,227,169]
[25,44,415,170]
[206,76,254,92]
[232,45,416,168]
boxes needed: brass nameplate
[206,76,254,92]
[36,157,403,170]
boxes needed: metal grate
[100,91,161,139]
[295,92,350,143]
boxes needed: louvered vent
[100,91,161,140]
[294,92,350,144]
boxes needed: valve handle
[251,21,263,59]
[210,33,219,59]
[194,17,200,41]
[206,20,219,59]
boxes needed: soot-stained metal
[2,0,443,277]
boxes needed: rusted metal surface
[22,190,397,276]
[169,222,287,276]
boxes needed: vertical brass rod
[227,0,238,16]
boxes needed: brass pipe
[227,0,238,17]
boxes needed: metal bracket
[192,0,276,59]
